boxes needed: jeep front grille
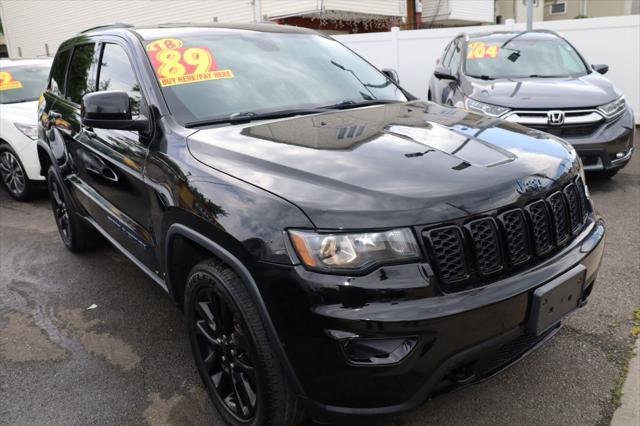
[466,218,503,276]
[425,226,468,283]
[423,176,590,288]
[497,209,531,266]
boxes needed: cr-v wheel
[185,259,305,425]
[0,144,37,200]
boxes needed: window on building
[549,2,567,15]
[66,44,97,104]
[97,43,143,116]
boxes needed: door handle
[82,152,119,183]
[87,164,119,183]
[99,166,118,182]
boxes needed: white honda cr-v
[0,58,52,200]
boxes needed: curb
[611,339,640,426]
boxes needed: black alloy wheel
[49,176,72,246]
[192,283,259,421]
[46,166,98,252]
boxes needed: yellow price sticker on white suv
[0,71,24,91]
[467,42,500,60]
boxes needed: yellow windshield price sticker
[146,39,234,87]
[0,71,24,91]
[146,38,184,52]
[467,42,500,60]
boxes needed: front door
[66,41,158,271]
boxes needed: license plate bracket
[527,265,586,336]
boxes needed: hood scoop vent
[386,123,516,168]
[336,125,366,140]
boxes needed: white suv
[0,58,52,200]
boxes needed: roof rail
[79,22,133,34]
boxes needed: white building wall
[0,0,406,59]
[422,0,452,19]
[336,15,640,121]
[261,0,320,19]
[449,0,494,22]
[0,0,255,58]
[421,0,494,23]
[325,0,405,16]
[261,0,405,19]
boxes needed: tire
[0,143,38,201]
[46,166,99,252]
[185,259,305,426]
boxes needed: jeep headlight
[597,95,626,119]
[464,98,510,117]
[289,228,420,272]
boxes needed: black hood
[187,101,580,229]
[462,72,620,109]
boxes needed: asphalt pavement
[1,130,638,425]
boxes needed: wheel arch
[164,223,307,399]
[37,144,52,179]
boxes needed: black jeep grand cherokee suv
[38,24,605,425]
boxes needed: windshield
[464,34,588,79]
[0,65,51,104]
[142,30,406,125]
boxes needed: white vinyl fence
[335,15,640,122]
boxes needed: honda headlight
[289,228,420,273]
[597,95,626,119]
[464,98,510,117]
[14,122,38,140]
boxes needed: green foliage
[632,307,640,337]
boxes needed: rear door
[44,41,99,209]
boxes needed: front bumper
[260,216,606,422]
[565,108,635,172]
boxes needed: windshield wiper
[467,74,495,80]
[321,99,402,110]
[184,99,403,128]
[184,108,332,128]
[527,74,569,78]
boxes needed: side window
[48,49,70,96]
[442,42,454,67]
[97,43,143,117]
[449,40,462,74]
[67,44,98,104]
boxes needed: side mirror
[592,64,609,74]
[434,67,457,81]
[381,68,400,84]
[81,91,148,132]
